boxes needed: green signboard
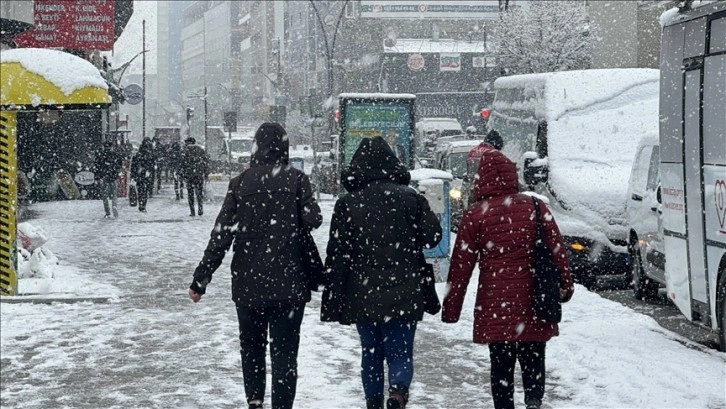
[339,94,416,173]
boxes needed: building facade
[180,1,244,142]
[156,1,190,128]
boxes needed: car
[434,139,483,231]
[626,135,664,300]
[415,117,463,158]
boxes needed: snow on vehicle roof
[339,92,416,100]
[410,168,453,182]
[659,1,723,27]
[546,76,659,234]
[493,68,659,122]
[448,140,483,150]
[1,48,108,96]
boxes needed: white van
[626,135,664,300]
[488,68,660,288]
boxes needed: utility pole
[203,86,208,145]
[142,19,146,140]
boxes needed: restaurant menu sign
[339,94,416,176]
[15,0,115,51]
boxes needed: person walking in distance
[93,140,123,218]
[321,137,442,409]
[441,147,574,409]
[130,137,155,213]
[180,137,209,216]
[188,122,322,409]
[168,141,184,200]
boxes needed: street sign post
[123,84,143,105]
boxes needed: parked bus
[659,2,726,350]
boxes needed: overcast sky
[112,0,157,74]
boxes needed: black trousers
[235,302,305,409]
[488,341,546,409]
[186,178,204,214]
[136,178,152,211]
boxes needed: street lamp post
[186,87,208,143]
[308,0,349,131]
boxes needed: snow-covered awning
[1,48,110,110]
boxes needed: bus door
[683,60,709,321]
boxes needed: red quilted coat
[442,147,574,343]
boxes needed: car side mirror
[656,185,662,204]
[523,153,548,187]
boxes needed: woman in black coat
[130,137,155,212]
[188,123,322,409]
[322,136,442,409]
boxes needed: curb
[0,295,114,304]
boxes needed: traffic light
[480,108,490,121]
[186,107,194,122]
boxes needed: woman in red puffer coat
[442,147,574,409]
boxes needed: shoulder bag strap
[531,196,544,243]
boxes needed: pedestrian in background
[441,147,574,409]
[321,136,442,409]
[130,137,155,213]
[180,137,209,216]
[188,122,321,409]
[168,141,184,200]
[93,140,123,218]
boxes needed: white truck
[659,2,726,350]
[205,126,229,173]
[487,68,660,289]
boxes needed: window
[344,1,357,19]
[709,17,726,53]
[646,146,660,191]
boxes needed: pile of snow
[0,48,108,95]
[13,222,118,298]
[16,222,54,279]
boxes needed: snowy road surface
[1,181,725,409]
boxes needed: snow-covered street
[1,181,724,409]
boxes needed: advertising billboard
[14,0,115,50]
[339,94,416,177]
[360,1,500,19]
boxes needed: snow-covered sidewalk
[1,182,724,409]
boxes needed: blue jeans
[356,321,417,401]
[99,180,118,217]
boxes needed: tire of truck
[630,243,659,301]
[718,269,726,352]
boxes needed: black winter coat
[130,144,155,183]
[321,137,442,325]
[190,131,322,307]
[94,147,123,183]
[181,144,209,182]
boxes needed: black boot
[525,398,542,409]
[248,400,263,409]
[386,385,408,409]
[366,398,384,409]
[366,398,383,409]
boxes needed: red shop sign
[15,0,115,51]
